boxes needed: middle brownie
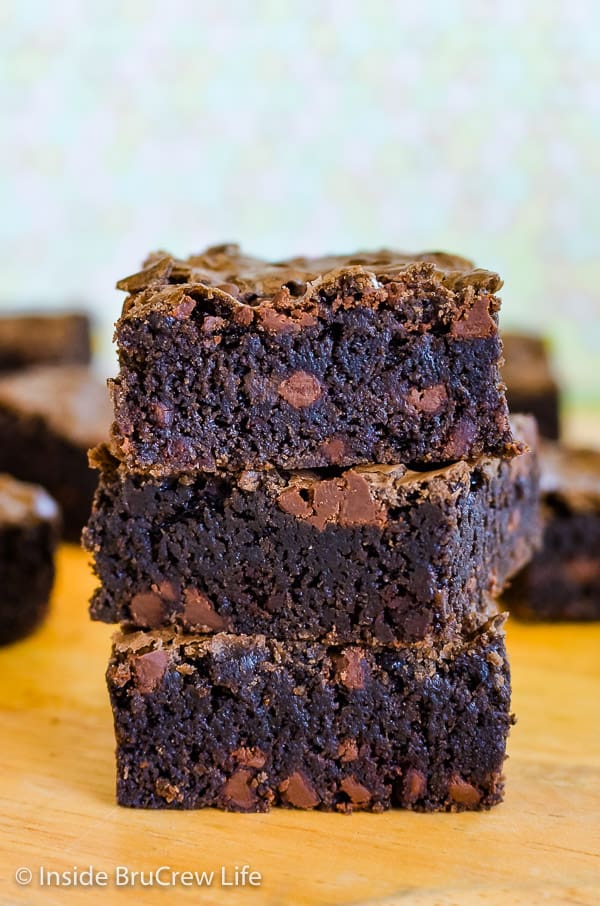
[84,415,539,644]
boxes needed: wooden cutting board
[0,545,598,906]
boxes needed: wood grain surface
[0,545,598,906]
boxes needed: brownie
[107,616,512,812]
[502,332,560,440]
[504,443,600,620]
[109,244,519,474]
[0,365,111,541]
[0,473,60,645]
[84,415,540,644]
[0,311,91,372]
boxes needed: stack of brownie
[84,245,541,812]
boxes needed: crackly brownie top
[0,473,59,527]
[540,443,600,512]
[0,365,111,449]
[116,243,503,335]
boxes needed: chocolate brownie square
[84,416,540,644]
[504,443,600,620]
[109,245,519,474]
[0,311,91,372]
[0,473,59,645]
[107,616,512,812]
[0,365,111,540]
[502,332,560,440]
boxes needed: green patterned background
[1,1,599,401]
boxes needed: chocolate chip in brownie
[222,769,258,810]
[133,649,168,693]
[130,592,166,628]
[277,371,323,408]
[279,771,320,808]
[182,588,229,631]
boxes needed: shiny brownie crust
[84,417,540,644]
[107,617,512,812]
[110,245,516,474]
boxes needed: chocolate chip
[279,771,320,809]
[450,296,496,339]
[403,768,427,805]
[171,296,196,319]
[133,649,168,694]
[182,588,229,631]
[340,776,372,806]
[222,769,258,810]
[444,416,477,459]
[319,437,346,464]
[277,371,323,408]
[406,383,448,414]
[156,580,179,603]
[340,471,386,527]
[277,486,312,518]
[202,315,226,334]
[280,472,386,532]
[333,648,367,690]
[297,311,317,327]
[310,479,345,530]
[448,775,482,807]
[232,306,254,326]
[283,279,307,297]
[257,309,300,333]
[130,591,165,628]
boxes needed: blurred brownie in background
[0,473,59,645]
[0,365,111,541]
[502,332,560,439]
[0,311,91,372]
[504,444,600,620]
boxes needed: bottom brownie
[107,616,512,812]
[0,473,60,645]
[504,444,600,620]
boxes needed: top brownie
[0,312,91,372]
[110,244,517,474]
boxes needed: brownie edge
[107,616,512,813]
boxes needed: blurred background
[1,0,599,403]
